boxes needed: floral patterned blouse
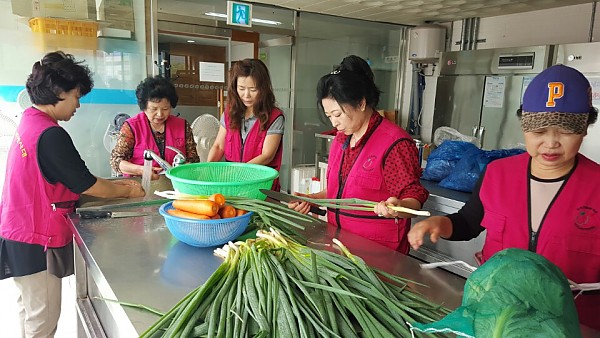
[110,120,199,174]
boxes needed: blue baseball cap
[521,65,592,134]
[523,64,592,114]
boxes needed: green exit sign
[227,1,252,27]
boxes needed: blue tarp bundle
[422,141,524,192]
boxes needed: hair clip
[330,69,341,75]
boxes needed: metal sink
[77,175,173,209]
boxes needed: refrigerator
[554,42,600,163]
[432,45,556,149]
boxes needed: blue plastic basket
[159,202,252,247]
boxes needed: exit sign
[227,1,252,27]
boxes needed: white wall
[231,42,254,61]
[408,3,598,143]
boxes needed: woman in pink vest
[0,51,145,338]
[207,59,284,191]
[407,65,599,334]
[110,76,199,178]
[290,55,428,254]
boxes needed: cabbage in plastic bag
[409,248,582,338]
[433,126,481,147]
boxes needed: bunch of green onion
[223,196,327,244]
[139,229,450,338]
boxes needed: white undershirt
[529,178,563,232]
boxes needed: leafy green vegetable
[410,248,582,338]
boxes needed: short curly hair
[135,76,178,111]
[26,51,93,105]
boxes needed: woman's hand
[117,160,161,179]
[150,166,163,180]
[374,197,401,218]
[287,192,312,214]
[113,179,145,198]
[136,165,162,180]
[407,216,453,250]
[375,197,423,219]
[84,177,145,199]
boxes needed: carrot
[211,214,221,219]
[235,208,247,216]
[167,208,211,220]
[219,205,236,219]
[173,199,219,217]
[208,193,226,207]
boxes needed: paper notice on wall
[483,76,506,108]
[587,76,600,107]
[521,76,534,103]
[199,62,225,83]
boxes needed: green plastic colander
[166,162,278,200]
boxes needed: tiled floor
[0,276,77,337]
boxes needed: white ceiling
[249,0,593,25]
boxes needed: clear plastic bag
[433,126,481,148]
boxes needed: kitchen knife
[77,210,154,219]
[75,198,170,213]
[260,189,327,216]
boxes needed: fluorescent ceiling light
[205,12,227,18]
[187,40,195,43]
[204,12,282,25]
[252,18,281,25]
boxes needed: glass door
[152,0,296,189]
[158,33,229,123]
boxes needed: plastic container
[28,17,99,51]
[29,17,98,37]
[291,164,315,194]
[159,201,252,247]
[166,162,278,200]
[310,177,321,193]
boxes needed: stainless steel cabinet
[433,75,485,141]
[432,45,555,149]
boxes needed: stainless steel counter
[70,184,467,337]
[410,180,485,278]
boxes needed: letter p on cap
[546,82,564,108]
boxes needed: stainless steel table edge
[70,216,139,338]
[70,208,467,336]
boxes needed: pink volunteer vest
[479,152,600,329]
[126,112,186,168]
[326,118,414,253]
[0,107,79,249]
[223,107,283,190]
